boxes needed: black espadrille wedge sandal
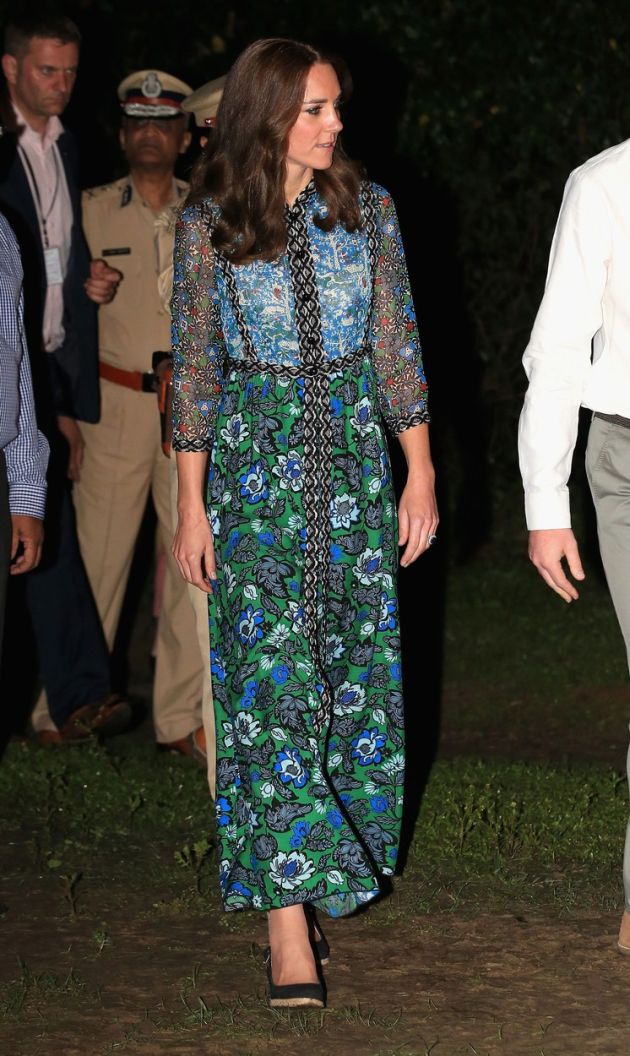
[264,947,325,1009]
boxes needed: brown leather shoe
[618,911,630,955]
[36,716,92,745]
[160,725,207,766]
[82,693,132,738]
[37,694,132,745]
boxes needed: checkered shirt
[0,212,48,517]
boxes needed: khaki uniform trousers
[71,378,204,744]
[168,456,216,796]
[586,413,630,911]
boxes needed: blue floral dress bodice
[172,181,429,448]
[216,201,371,364]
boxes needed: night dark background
[2,0,628,749]
[5,0,630,540]
[34,0,630,538]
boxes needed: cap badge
[141,73,162,99]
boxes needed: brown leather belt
[99,360,156,393]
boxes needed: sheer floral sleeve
[370,185,430,435]
[171,203,226,452]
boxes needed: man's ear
[2,54,18,87]
[179,129,192,155]
[118,125,126,152]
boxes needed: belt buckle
[141,372,157,393]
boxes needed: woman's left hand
[398,473,439,567]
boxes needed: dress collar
[285,179,317,218]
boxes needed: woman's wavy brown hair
[187,37,364,264]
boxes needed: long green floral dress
[171,181,429,917]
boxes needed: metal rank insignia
[141,72,162,99]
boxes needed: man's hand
[528,528,585,602]
[10,514,44,574]
[85,259,122,305]
[57,415,85,482]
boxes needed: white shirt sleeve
[518,169,612,529]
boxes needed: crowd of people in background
[0,10,224,777]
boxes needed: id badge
[44,246,64,286]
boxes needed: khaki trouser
[586,413,630,910]
[168,456,216,796]
[70,379,204,744]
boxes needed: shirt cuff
[9,483,47,520]
[524,487,571,530]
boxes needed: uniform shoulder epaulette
[83,177,131,204]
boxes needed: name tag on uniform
[44,246,64,285]
[102,247,131,256]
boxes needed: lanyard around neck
[18,144,61,250]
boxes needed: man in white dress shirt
[519,138,630,954]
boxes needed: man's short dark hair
[3,12,81,57]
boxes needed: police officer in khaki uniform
[183,74,226,134]
[155,76,227,796]
[72,70,207,759]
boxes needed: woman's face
[285,63,343,177]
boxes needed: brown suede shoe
[159,725,207,766]
[618,911,630,955]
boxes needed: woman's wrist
[397,422,433,478]
[176,499,208,521]
[404,460,435,484]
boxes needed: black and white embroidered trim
[171,432,213,452]
[360,181,379,334]
[225,346,367,379]
[284,194,333,735]
[388,408,431,434]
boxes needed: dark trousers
[1,440,111,728]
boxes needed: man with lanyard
[71,70,209,762]
[0,12,130,742]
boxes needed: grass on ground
[2,532,629,1054]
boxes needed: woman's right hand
[172,509,217,593]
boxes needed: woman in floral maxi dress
[172,38,438,1007]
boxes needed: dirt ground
[439,681,630,766]
[1,868,628,1056]
[3,721,630,1056]
[3,571,630,1055]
